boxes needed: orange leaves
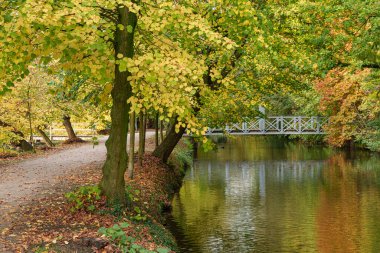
[315,68,372,147]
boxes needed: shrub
[65,185,101,212]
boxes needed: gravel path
[0,132,154,219]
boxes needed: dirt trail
[0,133,154,224]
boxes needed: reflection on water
[168,136,380,253]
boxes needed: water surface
[168,136,380,253]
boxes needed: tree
[1,0,231,203]
[316,68,379,150]
[127,111,135,179]
[0,63,106,150]
[277,0,380,149]
[151,0,318,162]
[0,65,59,150]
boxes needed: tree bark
[26,84,34,146]
[100,4,137,205]
[62,115,78,140]
[152,118,186,163]
[19,140,34,152]
[155,113,159,148]
[127,111,135,179]
[36,126,54,147]
[138,111,144,166]
[142,112,147,153]
[160,119,164,143]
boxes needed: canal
[167,136,380,253]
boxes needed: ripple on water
[168,137,380,253]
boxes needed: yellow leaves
[117,57,134,72]
[137,71,144,78]
[2,0,254,141]
[242,20,250,26]
[116,0,141,13]
[99,82,112,103]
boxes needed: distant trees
[258,0,380,150]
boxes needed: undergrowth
[63,141,194,253]
[98,222,170,253]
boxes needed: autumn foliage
[315,68,379,150]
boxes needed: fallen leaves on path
[0,153,180,252]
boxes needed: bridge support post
[242,122,247,133]
[298,116,302,133]
[259,106,266,133]
[316,117,320,133]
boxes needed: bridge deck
[204,116,327,135]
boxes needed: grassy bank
[0,139,192,252]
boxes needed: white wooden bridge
[205,116,327,135]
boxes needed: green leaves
[6,81,14,88]
[98,222,171,253]
[156,248,170,253]
[3,13,13,23]
[65,185,102,213]
[127,25,133,33]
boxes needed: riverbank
[0,138,192,252]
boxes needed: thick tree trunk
[138,111,144,166]
[152,119,186,163]
[155,113,159,148]
[0,120,33,151]
[36,126,54,147]
[127,112,135,179]
[100,5,137,205]
[62,115,78,140]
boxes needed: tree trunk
[138,111,144,166]
[127,111,135,179]
[28,113,33,146]
[142,113,147,153]
[155,113,159,148]
[100,5,137,205]
[160,119,164,143]
[165,121,172,137]
[0,120,33,152]
[36,126,54,147]
[19,140,34,151]
[152,119,186,163]
[27,85,34,146]
[62,115,78,140]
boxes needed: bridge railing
[33,123,97,141]
[205,116,328,135]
